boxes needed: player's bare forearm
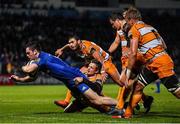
[127,37,138,70]
[108,41,119,53]
[10,75,35,82]
[108,37,120,53]
[55,44,69,57]
[57,44,69,52]
[125,37,138,84]
[62,44,70,50]
[127,53,136,70]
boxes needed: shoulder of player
[82,40,91,44]
[95,73,103,80]
[128,23,142,37]
[88,73,102,82]
[38,51,54,63]
[133,21,146,30]
[82,40,96,47]
[82,40,98,52]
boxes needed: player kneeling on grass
[10,41,119,113]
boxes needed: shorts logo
[82,86,86,91]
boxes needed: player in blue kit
[10,41,118,109]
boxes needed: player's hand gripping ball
[25,60,38,78]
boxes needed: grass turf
[0,84,180,123]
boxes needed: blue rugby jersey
[33,51,89,93]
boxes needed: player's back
[37,51,86,82]
[130,21,165,61]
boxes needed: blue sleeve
[31,58,43,68]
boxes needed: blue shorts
[76,83,90,93]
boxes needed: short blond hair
[125,7,142,20]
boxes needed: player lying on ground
[54,60,107,109]
[10,41,120,113]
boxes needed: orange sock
[125,92,142,116]
[116,87,122,100]
[64,89,72,103]
[116,86,126,109]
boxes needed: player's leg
[149,54,180,98]
[116,68,139,111]
[64,90,72,103]
[103,60,123,86]
[141,93,154,113]
[123,82,144,118]
[55,65,88,108]
[116,86,131,109]
[77,83,117,106]
[54,89,72,108]
[83,88,118,106]
[123,67,159,118]
[160,75,180,98]
[155,81,161,93]
[64,99,88,113]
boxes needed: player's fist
[73,77,83,85]
[55,48,63,57]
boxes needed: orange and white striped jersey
[129,21,166,62]
[79,40,110,64]
[117,29,146,68]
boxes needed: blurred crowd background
[0,0,180,76]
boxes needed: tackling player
[54,59,106,109]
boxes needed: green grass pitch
[0,84,180,123]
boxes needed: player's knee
[134,82,144,93]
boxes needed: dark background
[0,0,179,75]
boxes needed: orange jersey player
[119,7,180,119]
[108,13,153,114]
[55,35,124,87]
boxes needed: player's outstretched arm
[55,44,70,57]
[10,75,36,82]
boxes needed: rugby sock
[156,82,160,93]
[116,87,122,100]
[125,92,142,116]
[64,90,72,103]
[116,87,125,109]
